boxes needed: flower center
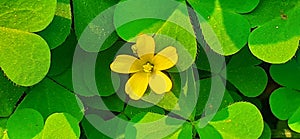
[143,62,154,73]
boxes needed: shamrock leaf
[270,52,300,133]
[196,102,264,139]
[0,0,56,86]
[187,0,259,55]
[247,1,300,63]
[114,0,197,71]
[224,47,268,97]
[38,0,72,49]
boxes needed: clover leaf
[0,0,56,86]
[247,1,300,63]
[187,0,259,55]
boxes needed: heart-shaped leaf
[225,47,268,97]
[7,108,44,139]
[196,102,264,139]
[187,0,259,55]
[248,3,300,63]
[114,0,197,71]
[42,113,80,139]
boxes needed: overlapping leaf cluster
[0,0,299,138]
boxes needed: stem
[272,129,300,138]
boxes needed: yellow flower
[110,34,178,100]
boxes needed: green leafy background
[0,0,300,138]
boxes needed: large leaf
[38,0,72,49]
[73,0,119,52]
[0,71,26,117]
[188,0,259,55]
[225,47,268,97]
[248,3,300,63]
[17,78,84,121]
[114,0,197,71]
[197,102,264,139]
[0,0,56,32]
[42,113,80,139]
[0,0,56,86]
[0,27,50,86]
[7,108,44,139]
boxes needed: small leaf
[0,118,7,138]
[259,122,272,139]
[0,27,50,86]
[197,102,264,139]
[17,78,84,121]
[42,113,80,139]
[288,107,300,133]
[0,71,26,117]
[7,108,44,139]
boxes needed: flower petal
[110,55,142,74]
[149,71,172,94]
[125,72,150,100]
[152,46,178,70]
[135,34,155,59]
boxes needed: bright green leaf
[0,0,56,32]
[7,108,44,139]
[259,122,272,139]
[0,118,7,138]
[0,27,50,86]
[0,71,26,117]
[42,113,80,139]
[38,0,72,49]
[288,107,300,133]
[248,4,300,63]
[17,78,84,121]
[197,102,264,139]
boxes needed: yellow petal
[149,71,172,94]
[152,46,178,70]
[125,72,150,100]
[110,55,142,74]
[135,34,155,59]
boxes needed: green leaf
[248,4,300,63]
[124,104,165,119]
[270,54,300,90]
[288,107,300,133]
[0,71,26,117]
[0,27,50,86]
[225,47,268,97]
[81,117,110,139]
[82,94,124,112]
[188,0,258,55]
[48,31,77,77]
[270,87,300,120]
[17,78,84,121]
[7,108,44,139]
[38,0,72,49]
[0,118,7,138]
[114,0,197,71]
[42,113,80,139]
[197,102,264,139]
[73,0,119,52]
[163,122,193,139]
[0,0,56,32]
[126,112,185,139]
